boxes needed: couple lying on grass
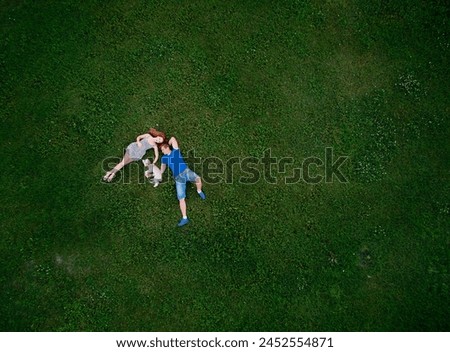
[103,128,206,227]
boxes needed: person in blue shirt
[160,136,206,227]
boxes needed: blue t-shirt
[161,148,188,178]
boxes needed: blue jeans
[175,168,199,200]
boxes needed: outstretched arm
[168,136,179,149]
[152,145,159,164]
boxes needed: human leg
[195,177,206,199]
[185,169,206,200]
[195,176,202,192]
[176,177,189,226]
[104,153,133,182]
[179,198,187,218]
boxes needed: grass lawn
[0,0,449,331]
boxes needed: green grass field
[1,0,449,331]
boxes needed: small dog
[142,159,162,187]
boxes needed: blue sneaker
[198,191,206,200]
[177,218,189,227]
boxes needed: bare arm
[136,133,150,143]
[168,136,179,149]
[160,163,167,174]
[152,145,159,164]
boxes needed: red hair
[148,128,167,147]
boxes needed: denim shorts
[175,168,199,200]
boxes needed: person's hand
[137,142,142,148]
